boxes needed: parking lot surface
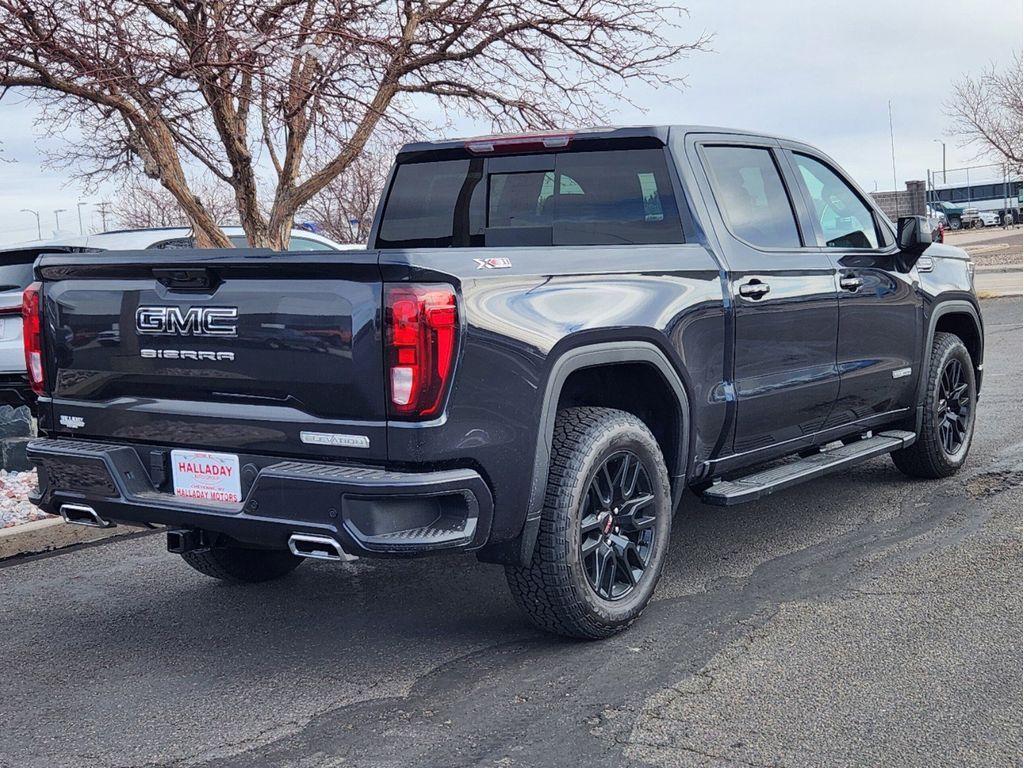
[1,298,1020,768]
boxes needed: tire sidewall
[925,338,977,470]
[562,421,672,628]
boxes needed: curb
[978,290,1023,299]
[0,516,130,561]
[974,263,1022,274]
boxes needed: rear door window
[701,146,802,249]
[376,148,684,248]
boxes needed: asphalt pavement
[1,298,1020,768]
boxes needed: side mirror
[896,215,932,271]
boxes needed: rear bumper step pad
[702,431,916,507]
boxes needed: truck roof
[397,125,800,157]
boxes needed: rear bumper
[27,438,493,557]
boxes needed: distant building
[870,180,927,220]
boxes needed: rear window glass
[376,148,684,248]
[0,260,37,293]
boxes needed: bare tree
[946,52,1023,169]
[301,146,391,244]
[112,178,236,231]
[0,1,710,250]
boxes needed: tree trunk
[267,194,296,251]
[233,177,270,248]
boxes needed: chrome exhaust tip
[288,533,357,562]
[59,503,114,529]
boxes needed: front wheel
[505,407,673,639]
[892,332,976,478]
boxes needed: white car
[976,211,1001,227]
[36,225,353,252]
[0,227,356,410]
[962,208,1001,228]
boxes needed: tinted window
[289,237,337,251]
[149,237,196,249]
[0,261,35,292]
[702,146,801,248]
[548,150,682,245]
[377,158,485,248]
[793,154,878,249]
[376,148,683,248]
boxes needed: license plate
[171,450,242,503]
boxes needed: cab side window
[702,146,802,249]
[793,154,879,249]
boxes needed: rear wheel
[505,407,672,639]
[180,546,303,583]
[892,332,976,479]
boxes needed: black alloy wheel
[579,451,657,601]
[935,357,971,455]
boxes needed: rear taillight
[385,284,458,418]
[22,281,44,395]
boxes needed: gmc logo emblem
[135,306,238,337]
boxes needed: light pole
[933,139,946,184]
[54,208,68,232]
[20,208,41,240]
[96,201,111,232]
[77,201,88,235]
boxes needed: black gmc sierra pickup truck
[25,126,982,639]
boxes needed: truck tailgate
[36,249,387,461]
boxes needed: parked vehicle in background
[25,126,983,639]
[929,175,1022,225]
[0,254,35,409]
[926,204,948,227]
[1,245,87,409]
[961,208,1001,229]
[927,201,965,230]
[35,226,351,252]
[925,205,946,242]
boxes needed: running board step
[702,430,916,507]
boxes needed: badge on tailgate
[171,450,242,503]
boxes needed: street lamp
[20,208,41,240]
[933,139,946,184]
[54,208,68,232]
[77,201,89,235]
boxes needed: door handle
[739,280,771,299]
[839,275,863,292]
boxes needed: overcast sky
[0,0,1020,245]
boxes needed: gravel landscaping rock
[945,229,1023,266]
[0,469,46,529]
